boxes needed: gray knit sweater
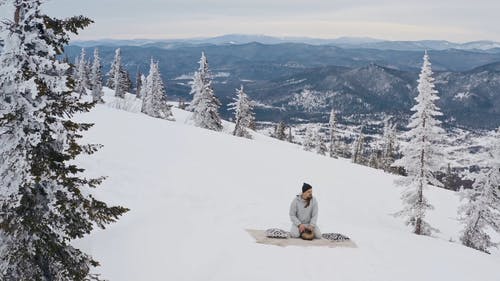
[289,195,318,226]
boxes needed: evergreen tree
[337,140,352,159]
[380,117,398,172]
[74,48,88,97]
[352,127,365,164]
[0,1,128,280]
[187,52,222,131]
[123,68,132,93]
[90,48,103,103]
[443,163,456,190]
[329,109,338,158]
[139,74,147,100]
[274,121,287,140]
[106,49,118,89]
[141,59,174,120]
[303,125,316,152]
[61,55,72,77]
[106,48,127,98]
[229,85,255,139]
[369,149,382,169]
[287,126,294,143]
[316,128,328,155]
[178,98,187,109]
[85,59,92,89]
[459,168,500,253]
[113,49,125,98]
[135,69,142,98]
[458,129,500,253]
[392,51,445,236]
[72,56,79,83]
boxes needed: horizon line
[70,34,500,44]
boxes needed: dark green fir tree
[0,1,128,280]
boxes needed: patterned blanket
[246,229,357,248]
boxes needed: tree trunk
[414,117,427,235]
[14,5,21,25]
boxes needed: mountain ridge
[64,43,500,129]
[72,34,500,51]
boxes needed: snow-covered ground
[73,89,500,281]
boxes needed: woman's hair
[304,196,312,208]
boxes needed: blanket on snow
[245,229,357,248]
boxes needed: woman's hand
[299,224,306,233]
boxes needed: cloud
[1,0,498,41]
[88,18,491,43]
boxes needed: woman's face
[303,189,313,199]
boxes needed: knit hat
[302,182,312,193]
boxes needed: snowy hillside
[72,90,500,281]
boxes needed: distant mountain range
[66,39,500,130]
[246,62,500,129]
[72,34,500,52]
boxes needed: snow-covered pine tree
[85,59,92,90]
[316,128,328,155]
[287,126,294,143]
[141,59,174,120]
[0,1,128,280]
[458,128,500,253]
[106,48,119,89]
[61,54,72,76]
[338,139,352,159]
[74,48,88,97]
[444,163,453,190]
[178,98,187,109]
[90,48,104,103]
[135,69,142,98]
[139,74,147,100]
[459,168,500,253]
[303,125,316,152]
[140,60,153,114]
[187,52,222,131]
[443,163,459,191]
[392,51,445,236]
[186,54,205,112]
[106,48,127,98]
[352,127,365,164]
[380,117,398,172]
[369,149,382,169]
[123,68,132,93]
[113,49,126,98]
[229,85,255,139]
[329,109,338,158]
[72,56,79,83]
[274,121,287,140]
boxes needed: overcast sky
[1,0,499,42]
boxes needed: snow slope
[73,90,500,281]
